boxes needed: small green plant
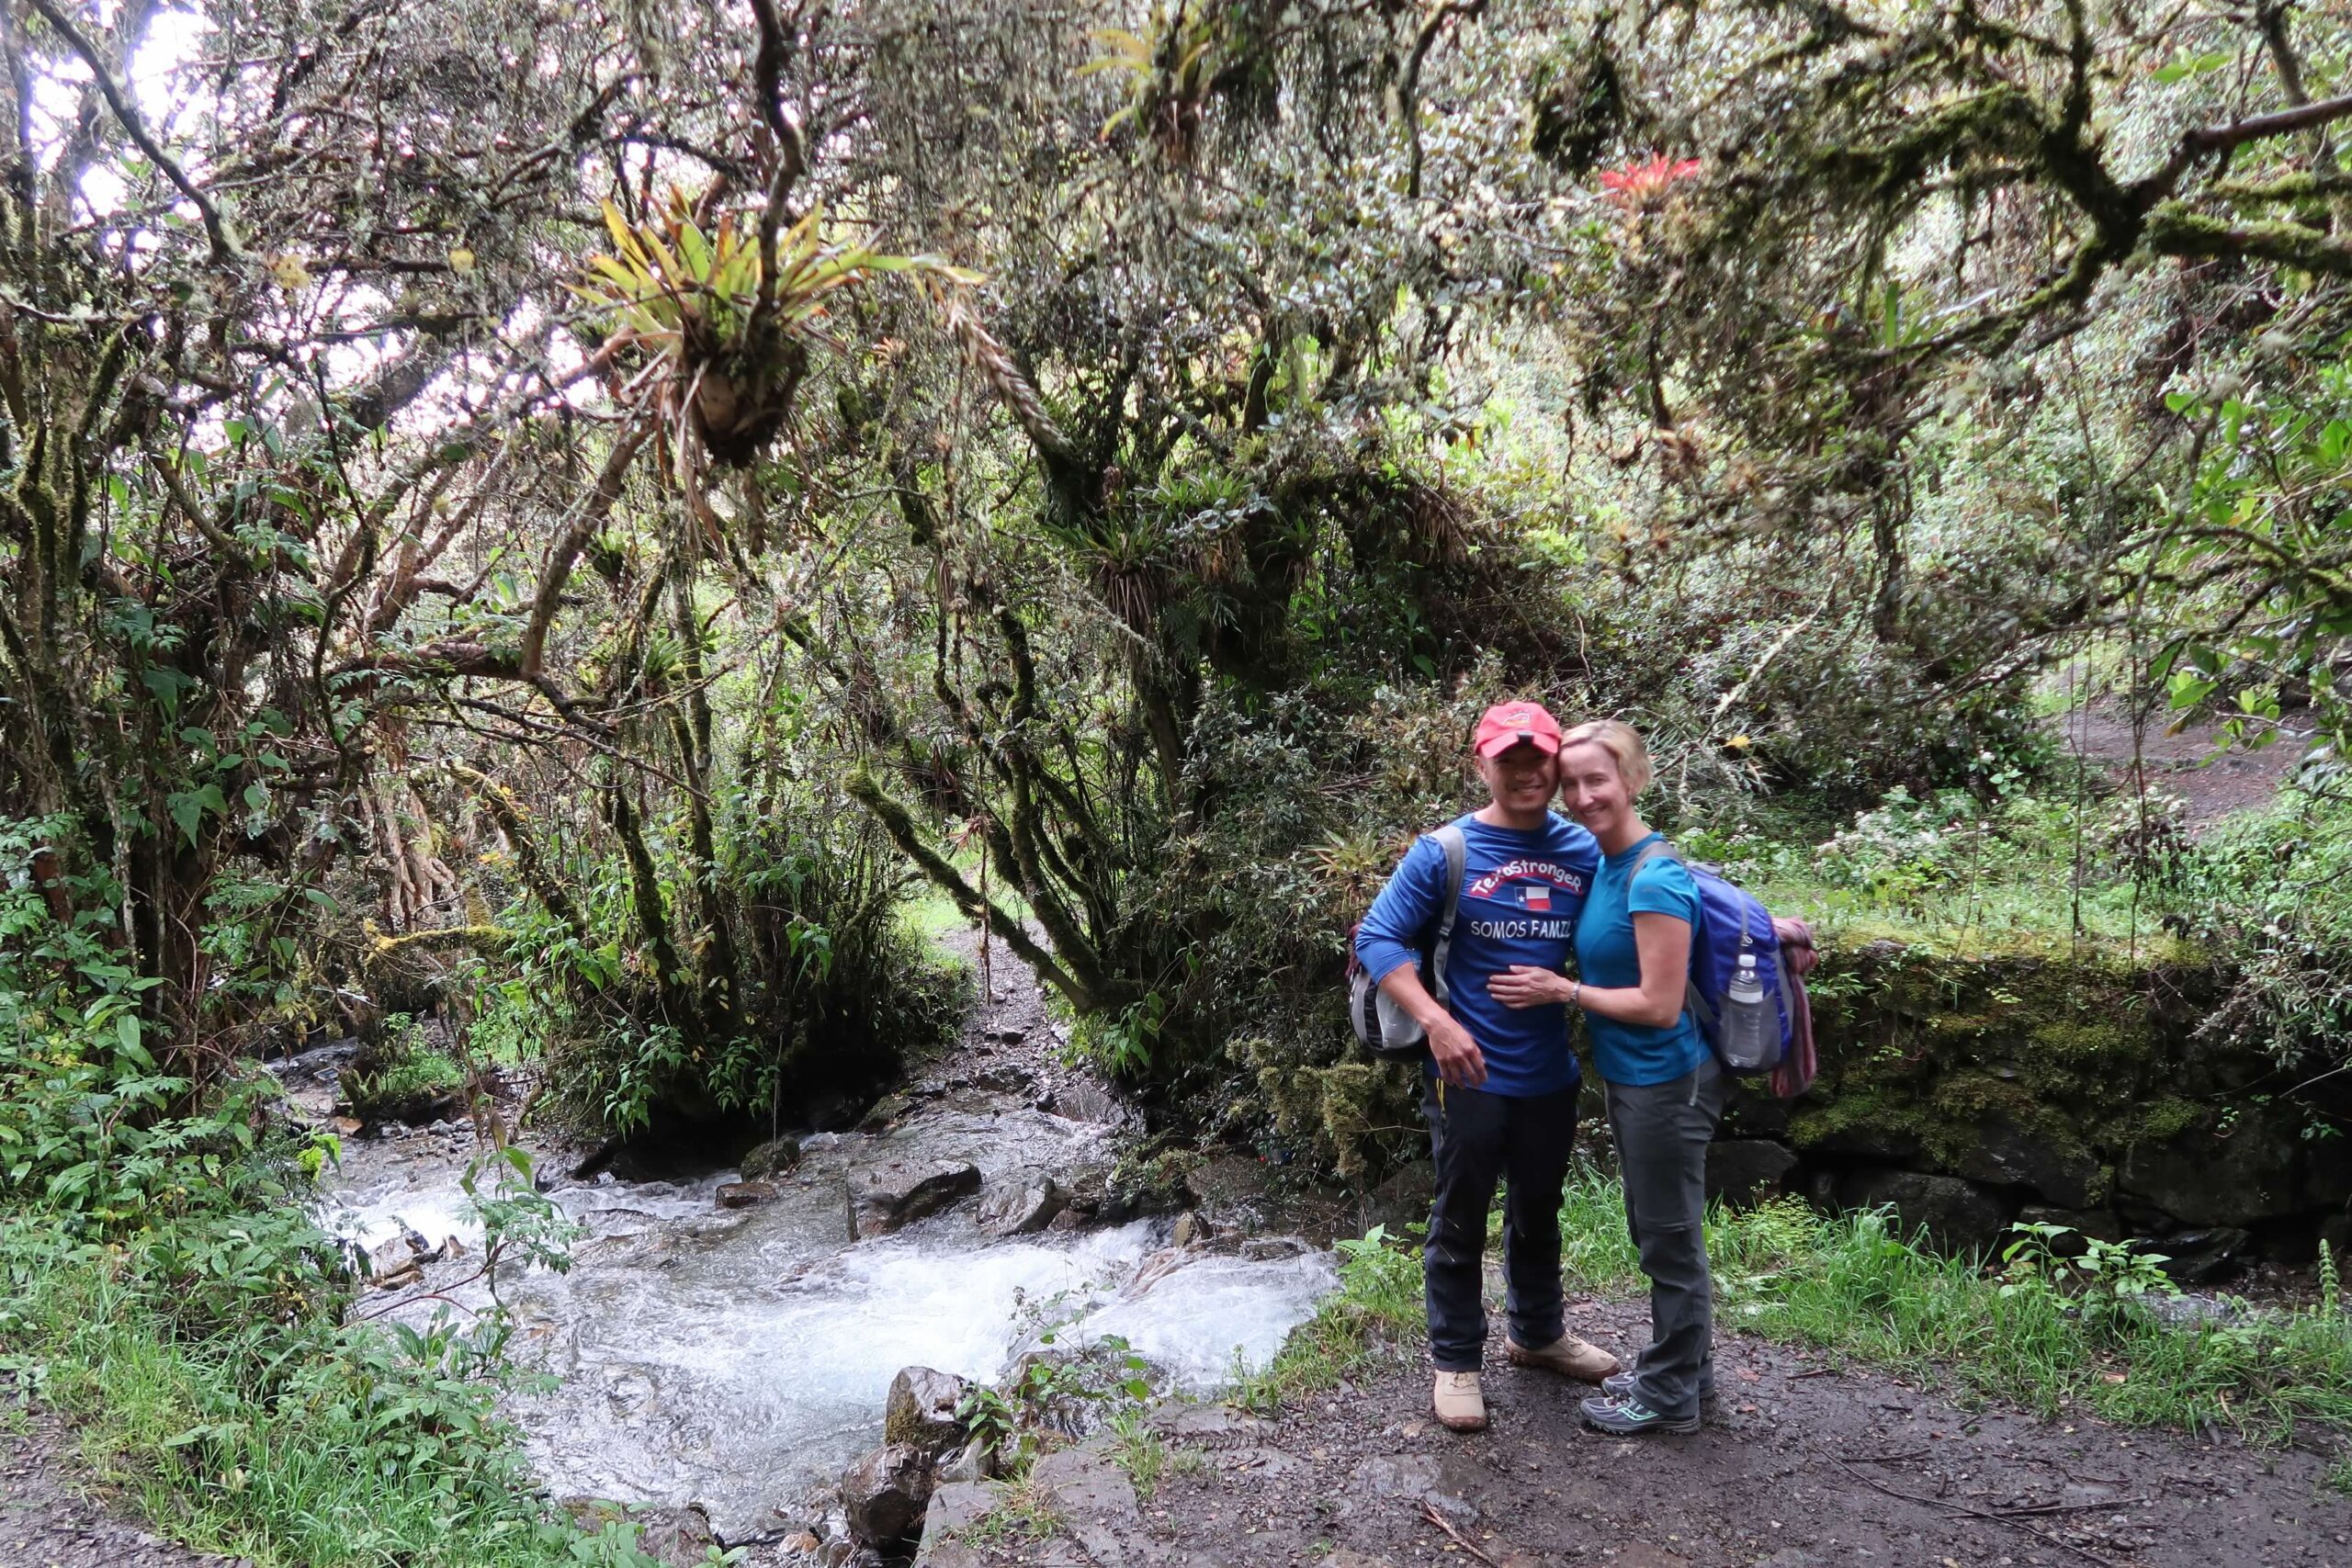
[1103,1404,1172,1497]
[955,1382,1020,1469]
[953,1475,1062,1547]
[1069,994,1164,1079]
[345,1014,467,1125]
[1999,1223,2181,1307]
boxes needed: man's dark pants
[1420,1077,1580,1371]
[1605,1058,1726,1420]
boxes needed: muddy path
[0,1384,243,1568]
[979,1296,2350,1568]
[2052,699,2304,831]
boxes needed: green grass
[1233,1224,1426,1413]
[355,1047,466,1100]
[0,1222,691,1567]
[897,842,1041,961]
[1246,1164,2352,1464]
[948,1474,1062,1546]
[900,887,973,947]
[1668,786,2210,957]
[1102,1404,1204,1498]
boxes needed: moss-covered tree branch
[845,769,1086,1007]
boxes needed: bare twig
[1413,1500,1498,1566]
[2133,89,2352,206]
[2001,1496,2150,1517]
[1828,1454,2120,1566]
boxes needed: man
[1354,700,1619,1433]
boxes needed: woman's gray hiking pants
[1606,1057,1726,1421]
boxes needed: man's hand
[1488,965,1573,1010]
[1426,1011,1487,1088]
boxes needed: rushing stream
[317,1079,1336,1540]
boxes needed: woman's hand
[1488,966,1575,1010]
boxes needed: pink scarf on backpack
[1770,917,1818,1099]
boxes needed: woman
[1490,718,1719,1435]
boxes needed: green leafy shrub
[2174,791,2352,1071]
[343,1014,468,1126]
[0,861,672,1567]
[518,781,967,1139]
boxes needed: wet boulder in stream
[715,1179,776,1209]
[846,1158,984,1238]
[885,1366,970,1455]
[914,1480,1007,1568]
[739,1136,803,1180]
[976,1176,1065,1237]
[841,1441,935,1547]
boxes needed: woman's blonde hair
[1559,718,1654,795]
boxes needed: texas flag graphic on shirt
[1521,883,1552,912]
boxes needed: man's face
[1475,741,1558,814]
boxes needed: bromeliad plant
[1082,2,1219,164]
[571,189,977,468]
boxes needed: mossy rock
[1792,933,2315,1221]
[345,1051,466,1126]
[1226,1035,1421,1187]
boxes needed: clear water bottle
[1719,952,1775,1069]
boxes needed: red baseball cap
[1473,701,1564,758]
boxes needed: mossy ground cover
[1247,1166,2352,1490]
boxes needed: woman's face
[1475,742,1559,816]
[1557,740,1631,832]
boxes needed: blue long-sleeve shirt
[1354,812,1600,1097]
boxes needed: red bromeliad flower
[1598,155,1702,206]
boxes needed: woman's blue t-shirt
[1576,833,1710,1087]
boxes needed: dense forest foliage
[4,2,2350,1562]
[3,0,2347,1166]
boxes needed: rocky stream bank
[282,931,1350,1567]
[17,910,2352,1568]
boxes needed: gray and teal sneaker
[1579,1393,1700,1435]
[1601,1368,1713,1403]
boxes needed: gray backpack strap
[1427,824,1468,1008]
[1629,836,1711,1029]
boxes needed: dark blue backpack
[1630,839,1794,1075]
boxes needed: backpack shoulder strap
[1629,835,1681,874]
[1427,823,1467,1007]
[1627,836,1712,1029]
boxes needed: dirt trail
[2053,701,2304,831]
[0,1388,243,1568]
[1102,1299,2349,1568]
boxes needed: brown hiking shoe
[1505,1334,1621,1382]
[1432,1370,1488,1431]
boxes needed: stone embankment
[1702,935,2352,1279]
